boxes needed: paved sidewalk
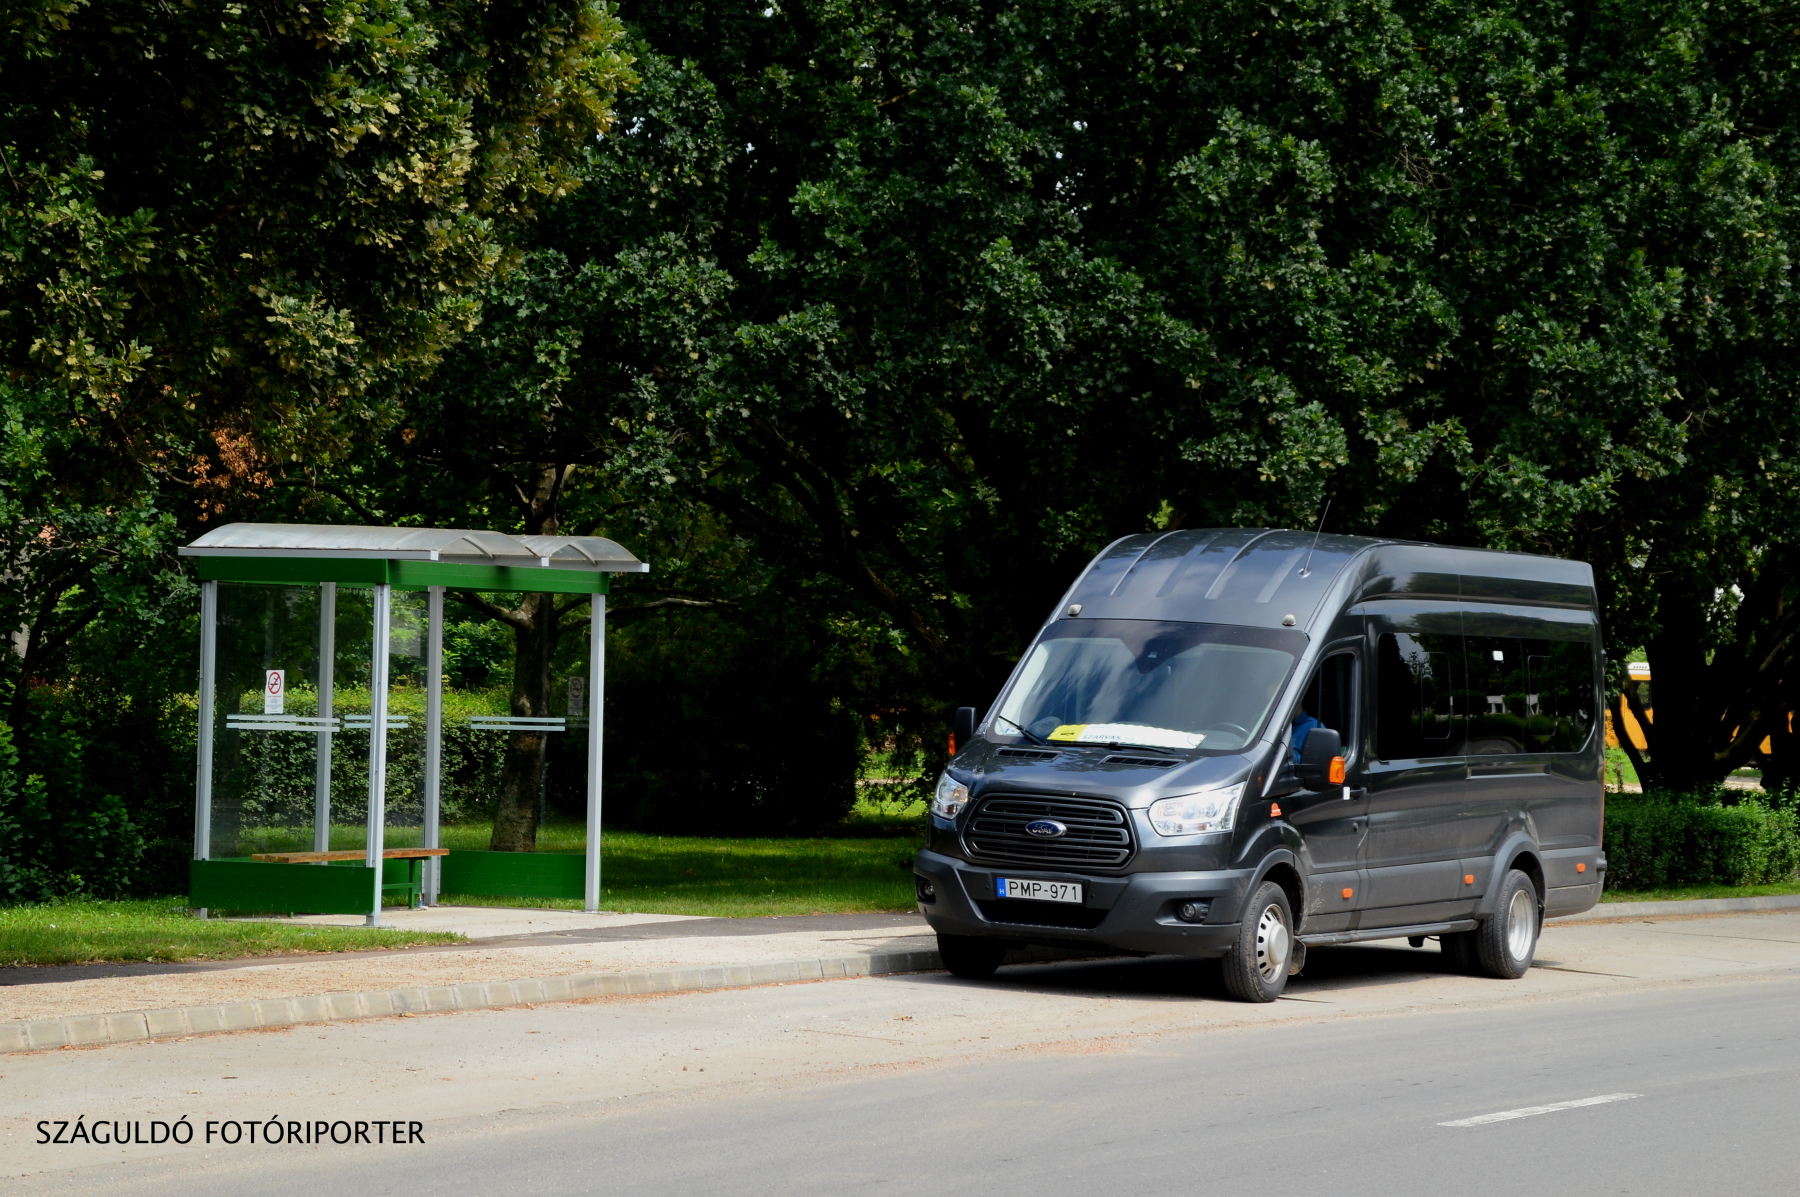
[0,909,939,1029]
[5,894,1799,1053]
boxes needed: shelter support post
[423,585,445,904]
[585,593,606,912]
[313,581,337,854]
[193,579,218,918]
[365,582,392,926]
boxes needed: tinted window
[1376,632,1465,759]
[1300,652,1357,748]
[1379,631,1595,758]
[1464,636,1527,755]
[1524,638,1596,752]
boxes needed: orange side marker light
[1577,862,1587,873]
[1341,888,1354,900]
[1464,875,1475,885]
[1328,756,1346,785]
[1269,802,1283,817]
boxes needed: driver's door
[1282,648,1367,933]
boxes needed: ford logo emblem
[1024,819,1067,838]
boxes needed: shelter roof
[180,523,648,573]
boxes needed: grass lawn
[1601,878,1800,903]
[1603,744,1641,788]
[0,898,462,968]
[439,825,922,917]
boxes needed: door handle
[1343,787,1366,801]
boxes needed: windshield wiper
[992,714,1052,747]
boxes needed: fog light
[915,876,937,903]
[1175,900,1210,923]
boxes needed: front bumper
[912,847,1254,958]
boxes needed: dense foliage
[3,0,1799,892]
[388,0,1800,801]
[0,0,634,747]
[2,0,634,457]
[1603,791,1800,891]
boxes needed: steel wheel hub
[1506,886,1537,961]
[1254,903,1290,982]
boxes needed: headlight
[1148,788,1240,836]
[931,770,970,819]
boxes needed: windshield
[992,619,1304,754]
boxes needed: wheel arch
[1249,853,1305,929]
[1481,837,1546,918]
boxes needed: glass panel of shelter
[207,581,598,890]
[438,592,591,847]
[207,582,427,860]
[208,582,327,859]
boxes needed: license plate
[996,877,1084,904]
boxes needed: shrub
[1603,792,1800,891]
[0,715,146,902]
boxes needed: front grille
[963,794,1135,869]
[976,899,1109,930]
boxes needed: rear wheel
[1473,869,1540,979]
[1221,882,1293,1003]
[937,934,1007,979]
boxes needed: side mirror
[951,707,979,754]
[1296,728,1345,791]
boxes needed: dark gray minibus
[914,529,1607,1002]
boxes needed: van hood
[952,737,1261,810]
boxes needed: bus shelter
[180,524,647,924]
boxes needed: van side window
[1523,638,1596,753]
[1300,652,1356,749]
[1462,635,1596,754]
[1464,636,1526,755]
[1376,633,1463,759]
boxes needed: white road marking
[1439,1092,1642,1127]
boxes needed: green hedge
[1603,793,1800,891]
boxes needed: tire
[1439,930,1479,974]
[938,934,1007,979]
[1221,881,1294,1003]
[1473,869,1540,979]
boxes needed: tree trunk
[1634,557,1800,795]
[489,590,557,851]
[1758,712,1799,802]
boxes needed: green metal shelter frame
[181,523,648,925]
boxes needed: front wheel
[937,934,1007,979]
[1473,869,1540,979]
[1221,881,1294,1003]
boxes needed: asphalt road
[8,915,1800,1196]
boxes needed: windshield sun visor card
[1048,723,1205,750]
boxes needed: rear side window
[1376,633,1465,759]
[1379,631,1595,759]
[1523,638,1596,753]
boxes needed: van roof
[1060,529,1594,631]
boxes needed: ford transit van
[914,529,1606,1002]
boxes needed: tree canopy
[4,0,1798,870]
[378,0,1799,798]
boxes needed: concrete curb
[0,948,947,1055]
[1558,893,1800,921]
[10,893,1791,1053]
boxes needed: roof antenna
[1299,498,1331,577]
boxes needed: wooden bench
[250,848,450,908]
